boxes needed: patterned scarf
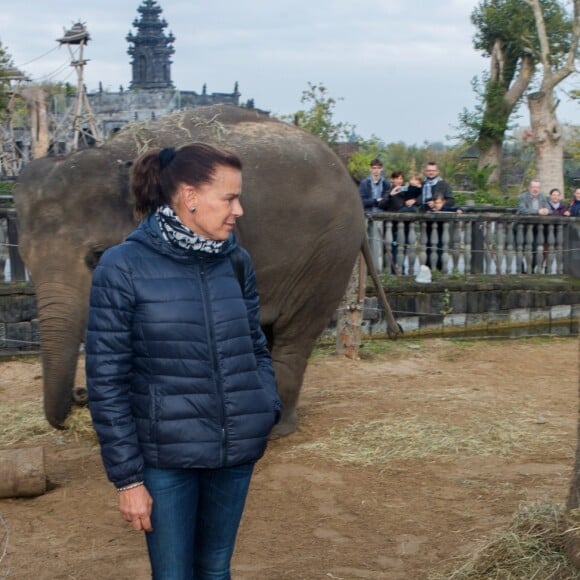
[422,176,441,204]
[155,205,225,254]
[371,177,387,200]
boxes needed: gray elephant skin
[14,104,366,437]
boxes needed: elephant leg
[269,344,311,438]
[271,330,316,439]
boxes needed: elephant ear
[70,151,138,269]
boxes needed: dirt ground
[0,336,579,579]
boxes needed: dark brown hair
[131,143,242,217]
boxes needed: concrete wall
[1,280,578,353]
[324,278,580,341]
[0,286,39,352]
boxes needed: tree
[525,0,579,192]
[282,82,355,147]
[460,0,571,185]
[0,41,15,120]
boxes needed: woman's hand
[118,485,153,532]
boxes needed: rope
[14,45,59,68]
[1,338,41,347]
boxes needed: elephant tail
[361,232,403,338]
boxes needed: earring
[189,207,196,213]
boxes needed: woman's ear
[179,184,197,210]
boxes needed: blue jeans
[144,462,255,580]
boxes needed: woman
[86,143,281,579]
[564,188,580,217]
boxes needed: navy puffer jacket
[86,214,281,488]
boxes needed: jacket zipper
[198,261,228,466]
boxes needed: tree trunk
[0,447,47,498]
[21,87,50,160]
[527,90,564,192]
[567,401,580,568]
[336,253,364,359]
[477,141,502,184]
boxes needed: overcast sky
[0,0,577,145]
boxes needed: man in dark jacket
[420,161,454,211]
[359,158,391,212]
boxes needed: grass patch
[428,502,580,579]
[287,415,563,466]
[358,339,404,357]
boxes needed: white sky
[0,0,577,145]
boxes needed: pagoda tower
[126,0,175,90]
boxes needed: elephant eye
[85,248,105,271]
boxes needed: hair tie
[158,147,176,170]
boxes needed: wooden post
[336,253,366,359]
[0,446,47,498]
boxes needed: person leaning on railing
[564,188,580,217]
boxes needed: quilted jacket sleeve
[238,248,282,423]
[85,250,144,488]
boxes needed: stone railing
[366,211,580,278]
[0,208,27,284]
[1,206,580,284]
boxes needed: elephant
[13,103,382,437]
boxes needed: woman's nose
[233,198,244,217]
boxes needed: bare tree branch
[526,0,580,89]
[524,0,552,69]
[505,54,534,107]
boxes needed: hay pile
[428,502,580,579]
[0,401,97,446]
[287,416,562,466]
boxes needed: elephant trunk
[35,282,88,428]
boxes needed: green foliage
[440,289,453,316]
[472,0,570,64]
[0,41,15,119]
[280,82,355,146]
[456,0,573,173]
[348,138,449,183]
[0,180,14,195]
[465,163,497,192]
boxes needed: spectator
[547,188,567,216]
[378,170,406,211]
[420,162,454,211]
[428,193,463,214]
[359,158,391,211]
[516,179,550,273]
[425,192,462,270]
[516,179,550,215]
[400,173,423,212]
[564,188,580,217]
[378,170,407,273]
